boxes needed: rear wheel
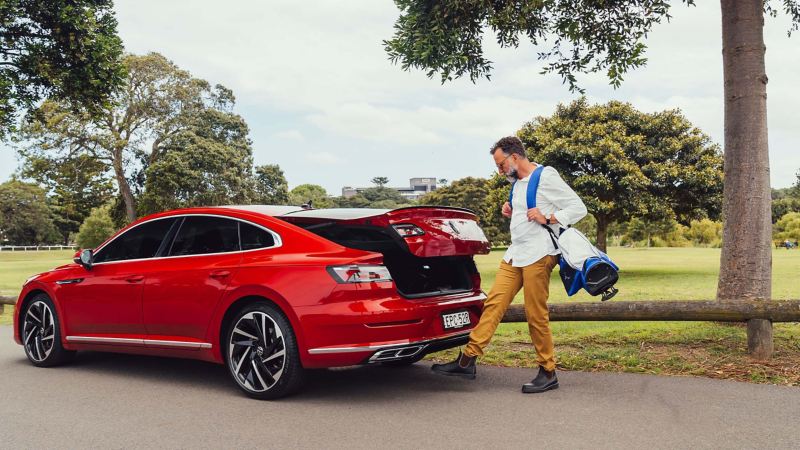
[225,303,305,400]
[21,294,75,367]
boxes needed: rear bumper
[297,290,485,368]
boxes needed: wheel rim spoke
[24,301,56,362]
[229,311,287,393]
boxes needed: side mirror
[74,249,93,270]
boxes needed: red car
[14,205,490,399]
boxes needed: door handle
[125,275,145,283]
[209,270,231,279]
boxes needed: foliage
[136,109,255,216]
[20,153,113,244]
[333,186,411,209]
[253,164,289,205]
[684,219,723,248]
[18,53,245,223]
[371,177,389,187]
[0,0,125,139]
[289,184,333,208]
[0,179,59,244]
[75,203,115,249]
[772,196,800,223]
[418,176,498,241]
[773,212,800,242]
[385,0,799,92]
[514,98,723,251]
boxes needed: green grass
[0,250,74,325]
[2,248,799,384]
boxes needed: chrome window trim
[66,336,212,349]
[91,213,283,266]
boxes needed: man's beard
[505,166,519,183]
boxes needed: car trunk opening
[279,207,490,298]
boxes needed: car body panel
[14,205,488,370]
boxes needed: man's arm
[539,167,587,226]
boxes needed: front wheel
[21,294,75,367]
[224,303,305,400]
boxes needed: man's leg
[464,260,523,357]
[432,260,522,378]
[521,255,559,371]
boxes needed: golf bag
[509,165,620,301]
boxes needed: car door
[141,215,243,344]
[57,217,179,340]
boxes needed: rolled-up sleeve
[539,166,587,226]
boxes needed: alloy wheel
[228,311,286,393]
[23,300,55,362]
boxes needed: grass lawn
[2,248,799,384]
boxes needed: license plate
[442,311,471,330]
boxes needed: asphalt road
[1,325,797,449]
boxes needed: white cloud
[303,151,341,165]
[3,1,795,192]
[273,129,305,141]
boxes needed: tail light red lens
[327,265,393,283]
[392,223,425,237]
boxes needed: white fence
[0,245,78,252]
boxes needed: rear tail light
[392,223,424,237]
[327,265,393,283]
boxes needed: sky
[1,1,798,195]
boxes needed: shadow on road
[9,351,478,401]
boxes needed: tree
[772,197,800,224]
[289,184,333,208]
[253,164,289,205]
[516,99,723,252]
[75,203,115,249]
[18,53,236,223]
[136,109,255,216]
[20,154,113,244]
[0,179,59,244]
[0,0,124,139]
[371,177,389,187]
[773,212,800,242]
[385,0,800,359]
[418,176,501,241]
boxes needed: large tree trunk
[112,153,137,223]
[595,214,608,252]
[718,0,773,358]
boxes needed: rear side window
[240,222,276,250]
[169,216,239,256]
[94,218,177,263]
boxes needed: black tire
[224,302,305,400]
[21,293,76,367]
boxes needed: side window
[94,218,177,263]
[240,222,276,250]
[169,216,239,256]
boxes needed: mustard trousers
[464,255,559,372]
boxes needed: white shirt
[503,164,588,267]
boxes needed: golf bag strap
[508,165,545,208]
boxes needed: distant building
[342,177,437,201]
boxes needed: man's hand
[526,207,547,224]
[502,202,512,218]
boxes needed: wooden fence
[3,295,799,322]
[0,246,77,252]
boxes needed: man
[432,136,587,393]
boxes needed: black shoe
[522,366,559,393]
[431,351,477,380]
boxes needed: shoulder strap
[508,181,516,205]
[526,165,545,209]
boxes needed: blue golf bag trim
[509,165,619,301]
